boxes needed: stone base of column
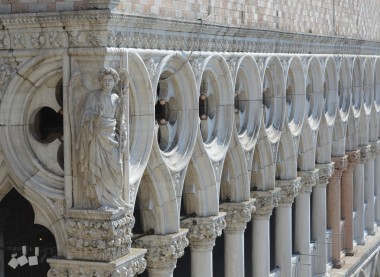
[332,258,344,269]
[367,223,377,236]
[356,237,367,245]
[47,248,147,276]
[314,273,330,277]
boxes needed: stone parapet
[220,199,256,232]
[181,213,226,251]
[66,208,134,262]
[298,169,319,195]
[134,229,189,271]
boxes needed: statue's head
[97,67,120,85]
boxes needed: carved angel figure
[73,67,128,209]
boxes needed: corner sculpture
[70,67,129,210]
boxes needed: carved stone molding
[47,248,147,277]
[359,145,372,163]
[0,63,12,85]
[134,229,189,271]
[180,213,226,251]
[298,169,319,194]
[276,178,301,205]
[66,208,134,262]
[251,188,281,217]
[316,162,335,187]
[346,150,361,170]
[220,199,256,232]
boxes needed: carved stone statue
[71,67,128,209]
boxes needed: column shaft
[252,216,270,277]
[364,157,376,235]
[354,163,366,244]
[275,204,292,277]
[225,230,245,277]
[191,248,213,277]
[376,154,380,224]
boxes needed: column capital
[134,229,189,271]
[346,150,361,170]
[316,162,335,187]
[251,188,281,217]
[48,248,147,277]
[276,178,301,205]
[370,141,380,157]
[180,213,226,251]
[359,145,372,163]
[66,207,134,262]
[220,199,256,232]
[298,169,319,194]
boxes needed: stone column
[48,208,147,276]
[375,141,380,225]
[365,143,377,235]
[295,169,319,277]
[250,189,280,277]
[313,162,334,277]
[275,178,300,277]
[135,229,189,277]
[220,199,256,277]
[342,150,360,256]
[354,146,369,245]
[328,156,347,268]
[181,213,226,277]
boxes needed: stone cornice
[0,11,380,55]
[316,162,335,187]
[276,178,301,205]
[180,213,226,251]
[251,188,281,217]
[220,199,256,232]
[298,169,319,194]
[134,229,189,270]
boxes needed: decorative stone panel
[66,208,134,262]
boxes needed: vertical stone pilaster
[220,199,255,277]
[342,150,360,255]
[313,162,334,277]
[251,188,280,277]
[135,229,189,277]
[181,213,226,277]
[275,178,300,277]
[329,156,347,268]
[295,169,319,277]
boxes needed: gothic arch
[276,127,297,179]
[374,57,380,138]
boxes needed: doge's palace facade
[1,1,380,277]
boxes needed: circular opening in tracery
[263,69,274,129]
[155,74,179,152]
[55,79,63,107]
[57,143,64,171]
[286,71,295,123]
[31,107,63,144]
[199,72,218,144]
[234,72,248,134]
[306,70,315,119]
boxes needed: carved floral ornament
[276,178,301,205]
[181,214,226,249]
[316,162,335,186]
[360,145,372,163]
[0,63,12,85]
[298,170,319,194]
[134,230,189,269]
[220,199,256,231]
[347,150,361,168]
[251,188,281,217]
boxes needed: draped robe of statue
[76,90,127,209]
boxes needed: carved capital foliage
[359,145,372,163]
[135,229,189,270]
[370,141,380,157]
[180,213,226,250]
[316,162,335,187]
[251,188,280,217]
[298,169,319,194]
[219,199,256,232]
[66,208,134,262]
[0,63,12,86]
[47,248,147,277]
[276,178,301,205]
[346,150,361,170]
